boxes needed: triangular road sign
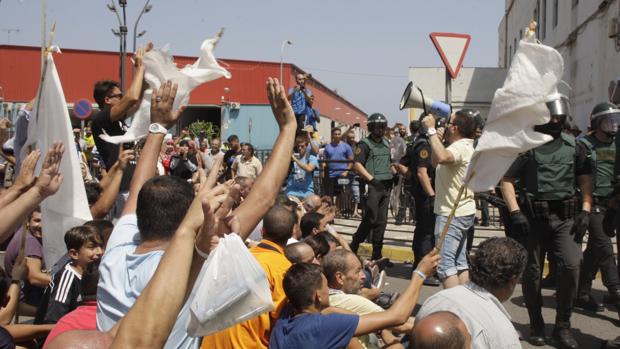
[429,32,471,79]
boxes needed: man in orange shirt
[200,203,296,349]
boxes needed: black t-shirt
[400,137,434,197]
[223,149,239,180]
[91,106,127,170]
[0,327,14,349]
[170,156,196,180]
[504,137,591,180]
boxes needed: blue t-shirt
[323,142,353,177]
[285,154,318,198]
[96,214,199,349]
[288,87,313,115]
[269,311,359,349]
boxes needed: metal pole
[119,0,128,92]
[280,40,292,84]
[133,0,151,54]
[445,69,452,105]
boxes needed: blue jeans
[434,214,475,279]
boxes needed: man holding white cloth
[422,110,477,289]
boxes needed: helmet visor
[599,112,620,134]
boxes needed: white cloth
[23,50,92,266]
[466,33,564,192]
[101,36,231,144]
[416,282,521,349]
[96,214,199,349]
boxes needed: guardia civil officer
[350,113,394,261]
[575,102,620,318]
[395,118,440,286]
[500,96,593,349]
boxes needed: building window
[541,0,547,39]
[553,0,559,28]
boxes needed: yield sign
[429,32,471,79]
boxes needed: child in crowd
[35,226,104,325]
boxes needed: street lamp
[280,40,293,84]
[132,0,152,53]
[107,0,128,92]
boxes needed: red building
[0,45,367,148]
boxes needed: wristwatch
[426,127,437,136]
[148,123,167,135]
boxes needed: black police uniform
[349,137,393,260]
[399,135,435,269]
[504,133,591,332]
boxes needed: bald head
[303,194,322,213]
[46,330,114,349]
[285,242,317,264]
[412,311,470,349]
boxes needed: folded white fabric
[101,35,231,144]
[466,33,564,192]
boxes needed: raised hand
[118,148,135,171]
[150,80,186,129]
[415,249,440,278]
[133,42,153,68]
[34,141,65,198]
[13,150,41,191]
[266,78,296,130]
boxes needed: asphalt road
[383,262,620,349]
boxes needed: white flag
[101,36,231,144]
[466,33,564,192]
[24,49,93,266]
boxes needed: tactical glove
[509,210,530,238]
[571,210,590,243]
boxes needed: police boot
[608,288,620,319]
[574,294,604,312]
[528,314,546,346]
[552,323,578,349]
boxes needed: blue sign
[73,98,93,120]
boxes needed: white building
[498,0,620,131]
[406,67,507,120]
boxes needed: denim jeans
[434,214,475,279]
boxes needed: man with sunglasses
[91,44,151,170]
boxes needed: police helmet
[590,102,620,135]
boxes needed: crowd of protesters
[0,43,616,349]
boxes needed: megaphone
[399,81,452,118]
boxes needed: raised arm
[0,142,64,242]
[109,44,152,122]
[233,78,297,240]
[355,250,439,336]
[122,81,185,216]
[90,149,134,219]
[0,150,40,210]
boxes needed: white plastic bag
[186,233,274,337]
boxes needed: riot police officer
[396,118,440,286]
[576,102,620,317]
[500,96,592,349]
[350,113,393,261]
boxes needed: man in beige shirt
[421,110,477,289]
[232,143,263,180]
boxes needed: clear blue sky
[0,0,504,125]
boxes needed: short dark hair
[283,263,323,311]
[84,181,103,206]
[412,311,467,349]
[263,204,296,245]
[84,219,114,246]
[136,176,195,241]
[93,80,119,108]
[470,237,527,290]
[227,135,239,143]
[321,249,354,285]
[300,212,324,239]
[304,233,330,260]
[331,127,342,135]
[80,260,100,301]
[179,140,189,147]
[241,143,255,156]
[64,225,103,251]
[453,109,477,139]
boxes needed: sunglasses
[107,93,123,99]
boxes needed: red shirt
[43,301,97,348]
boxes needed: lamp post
[280,40,293,84]
[132,0,152,53]
[107,0,128,92]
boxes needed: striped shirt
[35,262,82,324]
